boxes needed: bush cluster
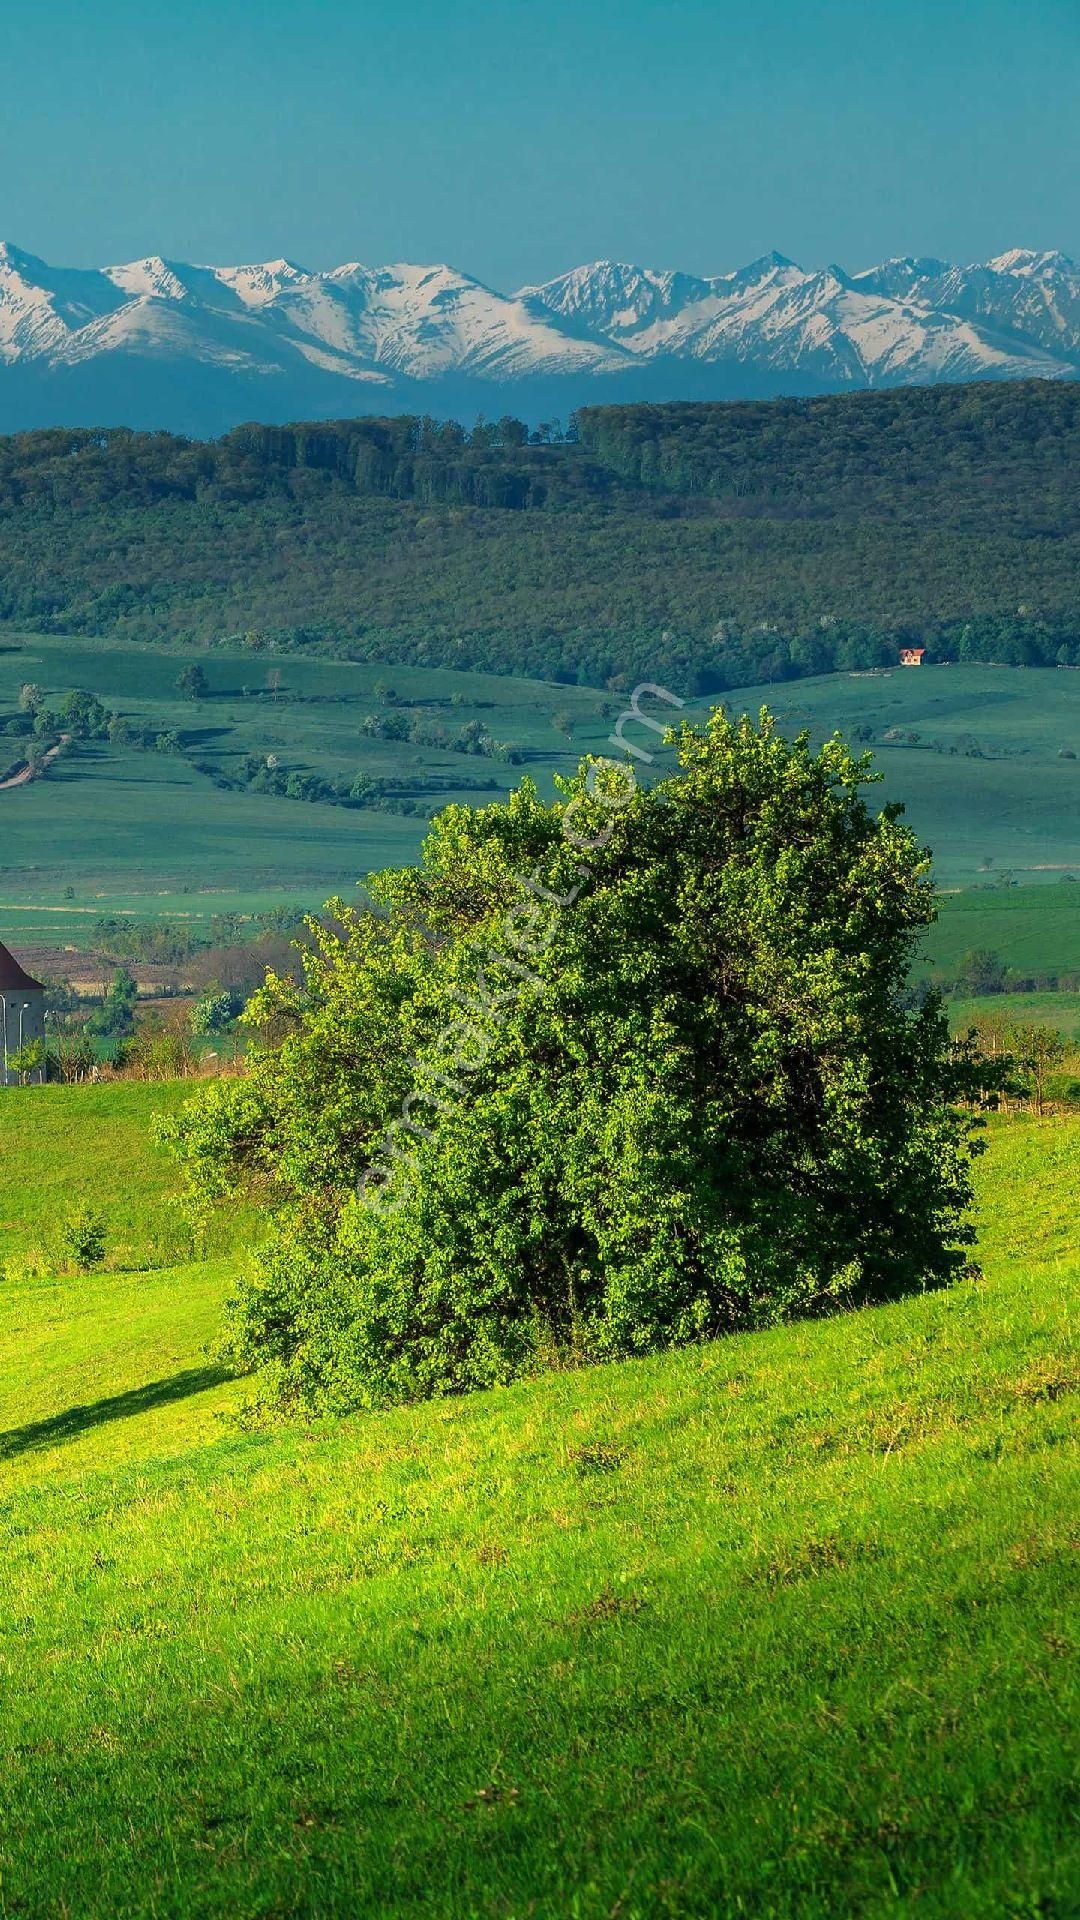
[167,711,981,1412]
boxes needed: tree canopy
[168,709,981,1411]
[2,383,1079,690]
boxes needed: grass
[923,882,1080,978]
[732,663,1080,890]
[0,1081,250,1270]
[2,645,1080,934]
[0,1259,238,1480]
[0,631,628,920]
[0,1090,1076,1917]
[947,991,1080,1041]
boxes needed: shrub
[957,948,1008,995]
[59,1207,107,1271]
[6,1039,45,1083]
[190,991,242,1036]
[124,1009,201,1080]
[50,1031,97,1084]
[88,968,138,1038]
[168,709,981,1412]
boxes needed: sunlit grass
[0,1095,1076,1918]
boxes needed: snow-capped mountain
[0,243,625,386]
[1,241,1077,436]
[850,250,1080,366]
[524,252,1076,385]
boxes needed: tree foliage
[1,384,1079,690]
[168,710,981,1411]
[88,967,139,1038]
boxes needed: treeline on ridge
[1,381,1079,690]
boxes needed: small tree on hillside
[1011,1023,1067,1116]
[89,968,138,1038]
[176,664,209,701]
[191,990,242,1036]
[7,1038,45,1085]
[60,1207,107,1271]
[957,949,1008,995]
[60,689,111,738]
[167,710,982,1413]
[51,1030,97,1084]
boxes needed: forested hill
[2,381,1079,691]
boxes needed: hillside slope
[0,1096,1076,1918]
[2,384,1080,690]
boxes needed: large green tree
[169,710,980,1410]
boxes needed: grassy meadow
[733,663,1080,891]
[0,1083,252,1272]
[0,1083,1076,1918]
[947,991,1080,1042]
[0,631,627,924]
[2,644,1080,940]
[922,881,1080,979]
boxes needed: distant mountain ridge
[1,241,1078,434]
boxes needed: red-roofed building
[899,647,926,667]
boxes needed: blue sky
[3,0,1078,283]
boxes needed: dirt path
[0,734,71,790]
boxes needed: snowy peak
[213,260,309,308]
[105,256,193,301]
[524,248,1076,384]
[986,248,1078,278]
[1,241,1078,429]
[0,242,631,386]
[0,244,131,363]
[523,253,805,347]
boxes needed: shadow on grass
[0,1366,231,1460]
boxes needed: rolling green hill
[0,1084,1076,1917]
[2,384,1080,691]
[2,640,1078,944]
[726,664,1080,894]
[925,885,1080,977]
[0,633,626,924]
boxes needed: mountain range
[2,241,1078,435]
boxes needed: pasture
[1,645,1079,943]
[0,631,628,930]
[0,1082,1076,1918]
[922,881,1080,979]
[948,991,1080,1041]
[733,662,1080,891]
[0,1082,252,1272]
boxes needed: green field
[2,646,1080,928]
[0,631,635,926]
[0,1082,251,1272]
[0,892,318,948]
[923,883,1080,978]
[0,1084,1076,1917]
[948,991,1080,1041]
[732,664,1080,891]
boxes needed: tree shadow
[0,1365,232,1461]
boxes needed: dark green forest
[2,381,1078,690]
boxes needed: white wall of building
[0,988,46,1084]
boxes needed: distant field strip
[1,645,1079,923]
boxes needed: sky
[2,0,1078,286]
